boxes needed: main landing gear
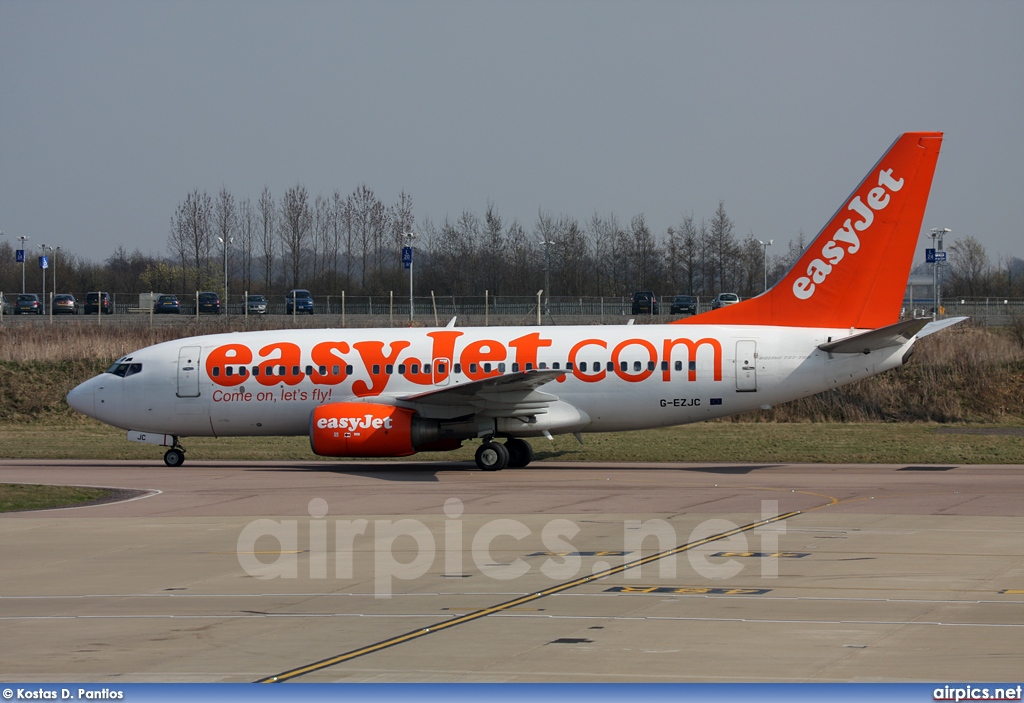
[474,438,534,471]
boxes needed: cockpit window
[106,362,143,378]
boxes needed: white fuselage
[67,323,909,439]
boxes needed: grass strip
[2,418,1023,465]
[0,483,111,513]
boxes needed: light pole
[929,227,950,320]
[52,246,61,298]
[44,245,60,298]
[38,243,47,298]
[538,237,553,321]
[403,231,416,321]
[217,236,233,315]
[757,239,773,292]
[17,235,29,293]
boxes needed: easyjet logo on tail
[792,168,904,300]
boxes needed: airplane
[67,132,964,471]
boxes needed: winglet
[676,133,943,330]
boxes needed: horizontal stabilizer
[917,316,969,338]
[818,318,930,354]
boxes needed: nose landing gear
[163,442,185,467]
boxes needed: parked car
[631,291,659,315]
[198,292,220,314]
[15,293,44,315]
[712,292,740,309]
[84,292,113,315]
[52,294,78,315]
[153,294,181,314]
[285,289,314,315]
[670,294,698,315]
[246,294,268,315]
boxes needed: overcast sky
[2,0,1022,269]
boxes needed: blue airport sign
[402,246,413,269]
[39,255,49,269]
[16,249,24,263]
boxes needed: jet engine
[309,402,462,457]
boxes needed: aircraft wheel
[475,441,509,471]
[505,438,534,468]
[164,448,185,467]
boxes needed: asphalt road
[1,458,1021,683]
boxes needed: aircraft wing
[398,369,566,418]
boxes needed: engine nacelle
[309,402,466,458]
[310,403,418,457]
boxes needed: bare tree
[279,183,311,290]
[482,202,505,294]
[347,185,385,291]
[948,235,990,298]
[258,186,276,292]
[168,207,189,293]
[311,193,331,289]
[707,201,737,292]
[628,214,659,292]
[214,187,237,300]
[174,189,213,293]
[238,197,256,293]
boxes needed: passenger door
[177,346,202,398]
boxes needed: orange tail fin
[675,132,943,329]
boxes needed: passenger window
[305,365,313,376]
[253,366,261,376]
[579,362,587,372]
[319,365,327,375]
[453,364,461,374]
[552,362,560,370]
[292,366,300,376]
[398,364,406,374]
[346,365,354,375]
[332,365,340,375]
[469,363,478,374]
[436,363,445,374]
[225,367,233,377]
[498,363,506,372]
[675,361,683,371]
[606,361,614,372]
[647,361,655,371]
[410,363,419,374]
[483,363,491,373]
[689,361,697,372]
[238,366,247,377]
[212,367,221,377]
[662,361,669,371]
[525,363,533,371]
[512,363,520,372]
[539,362,547,369]
[385,364,394,374]
[566,362,573,371]
[372,365,380,375]
[423,364,431,374]
[621,361,628,372]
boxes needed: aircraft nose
[66,380,96,417]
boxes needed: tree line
[1,184,1021,303]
